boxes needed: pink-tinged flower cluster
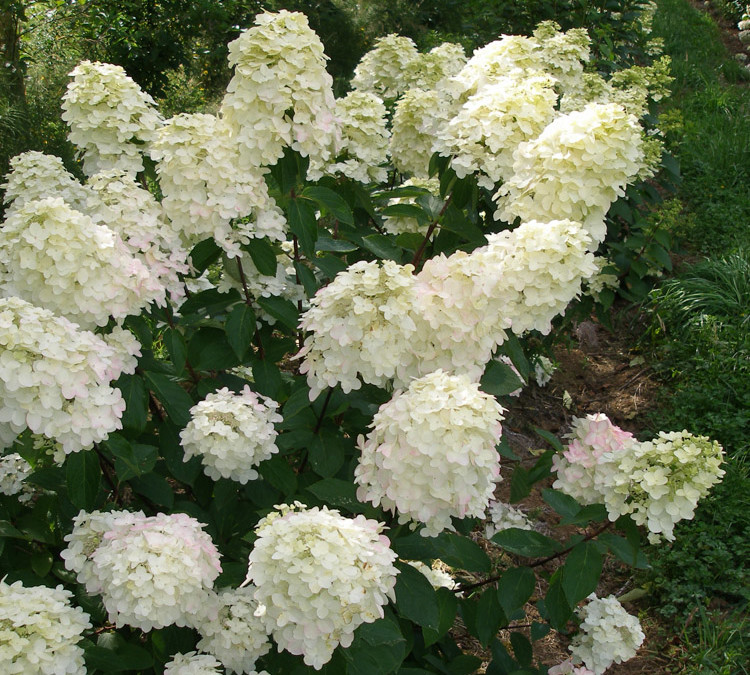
[355,370,504,536]
[62,510,221,631]
[246,502,398,669]
[0,298,139,454]
[180,386,282,484]
[0,579,91,675]
[548,660,595,675]
[61,60,162,176]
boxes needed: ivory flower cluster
[406,560,459,591]
[164,652,223,675]
[195,587,271,675]
[355,370,504,536]
[221,10,339,175]
[485,501,535,539]
[61,60,161,176]
[0,452,33,502]
[553,416,725,542]
[568,594,644,674]
[0,197,167,329]
[246,503,398,669]
[0,579,91,675]
[0,297,139,453]
[180,386,282,484]
[62,510,222,631]
[548,660,594,675]
[351,34,420,99]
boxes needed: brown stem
[235,257,254,307]
[313,389,334,435]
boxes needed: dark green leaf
[313,252,348,279]
[114,444,158,482]
[225,304,256,360]
[486,639,517,675]
[497,566,535,616]
[316,236,359,253]
[143,371,194,428]
[258,456,297,496]
[308,429,346,477]
[510,633,533,668]
[289,198,318,259]
[394,561,440,630]
[130,473,174,508]
[392,532,491,573]
[0,520,26,540]
[307,478,370,513]
[381,203,430,223]
[439,204,485,243]
[84,640,154,672]
[256,296,300,332]
[530,621,550,641]
[188,327,240,371]
[497,436,520,461]
[179,288,237,318]
[66,450,101,510]
[446,655,483,675]
[542,489,581,520]
[647,241,673,271]
[31,551,53,578]
[599,532,649,569]
[159,421,202,486]
[509,466,531,503]
[481,360,525,397]
[545,574,573,630]
[303,186,354,225]
[294,260,319,298]
[252,360,283,399]
[560,503,608,526]
[361,234,403,261]
[502,334,531,380]
[244,237,279,276]
[190,238,222,274]
[476,587,508,647]
[423,587,458,647]
[114,373,149,434]
[163,328,187,375]
[490,529,560,558]
[533,427,564,452]
[562,542,603,606]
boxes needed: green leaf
[256,296,300,332]
[313,252,348,279]
[179,287,237,318]
[163,328,187,375]
[307,478,370,514]
[344,618,406,675]
[533,427,564,452]
[31,550,53,578]
[497,566,535,617]
[560,503,608,526]
[316,236,359,253]
[244,237,279,276]
[114,373,149,434]
[439,204,485,243]
[510,633,533,668]
[189,238,222,275]
[486,639,517,675]
[225,303,256,360]
[303,186,354,225]
[476,587,508,647]
[562,542,603,606]
[481,360,525,397]
[66,450,101,510]
[143,371,194,428]
[289,198,318,259]
[491,528,560,558]
[544,573,573,630]
[509,466,532,503]
[381,203,430,223]
[258,456,297,496]
[252,360,283,399]
[113,444,158,482]
[423,587,458,647]
[294,260,319,298]
[308,429,346,477]
[361,234,403,261]
[394,561,440,630]
[159,421,202,486]
[502,334,531,381]
[599,532,649,569]
[530,621,550,641]
[188,327,240,371]
[542,489,581,520]
[647,241,673,271]
[130,473,174,508]
[84,639,154,672]
[0,520,26,540]
[392,532,491,573]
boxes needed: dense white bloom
[534,22,591,94]
[328,91,390,183]
[390,88,452,177]
[0,452,33,502]
[298,260,419,398]
[180,386,282,484]
[196,587,272,674]
[351,34,420,99]
[0,197,167,329]
[72,511,222,631]
[221,11,339,175]
[355,370,504,536]
[569,594,644,674]
[548,660,594,675]
[0,579,91,675]
[2,151,91,216]
[406,560,459,591]
[439,73,558,188]
[164,652,222,675]
[485,501,534,539]
[61,60,161,176]
[603,431,725,543]
[247,502,398,669]
[494,103,646,244]
[0,297,139,454]
[382,178,441,235]
[409,43,468,91]
[533,355,557,387]
[552,413,637,506]
[150,113,286,255]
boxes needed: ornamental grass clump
[355,370,504,536]
[246,503,398,670]
[0,579,92,675]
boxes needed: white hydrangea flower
[164,652,223,675]
[2,151,91,216]
[409,42,468,91]
[327,91,390,183]
[390,88,456,177]
[0,452,33,502]
[180,386,282,484]
[0,197,167,329]
[603,431,725,543]
[195,587,272,674]
[351,34,420,99]
[533,355,556,387]
[552,413,637,506]
[485,501,534,539]
[569,594,644,674]
[584,257,620,301]
[75,511,222,631]
[298,260,419,399]
[548,659,595,675]
[406,560,459,591]
[534,22,591,95]
[0,579,91,675]
[494,103,647,244]
[382,178,441,235]
[439,73,558,188]
[61,60,162,176]
[247,502,399,670]
[0,298,139,454]
[150,113,287,255]
[221,11,340,177]
[355,370,504,536]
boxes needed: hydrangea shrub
[0,6,723,674]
